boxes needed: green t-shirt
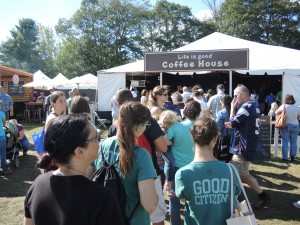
[93,136,156,225]
[175,161,242,225]
[167,120,195,168]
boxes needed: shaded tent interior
[126,71,282,95]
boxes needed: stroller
[4,120,21,167]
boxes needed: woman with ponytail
[175,117,242,225]
[92,101,158,225]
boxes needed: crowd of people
[0,82,299,224]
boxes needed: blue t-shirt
[0,111,6,141]
[175,161,241,225]
[93,136,156,225]
[167,120,195,168]
[216,109,233,137]
[230,101,260,161]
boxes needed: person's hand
[10,111,14,117]
[224,122,232,128]
[231,96,239,110]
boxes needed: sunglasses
[85,132,101,145]
[160,93,168,97]
[139,121,151,128]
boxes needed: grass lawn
[0,123,299,225]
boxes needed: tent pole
[229,70,232,96]
[160,72,163,86]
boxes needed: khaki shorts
[150,175,167,223]
[230,154,250,176]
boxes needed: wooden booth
[0,66,33,102]
[0,66,33,120]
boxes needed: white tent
[50,73,69,86]
[97,32,300,111]
[23,70,52,89]
[57,73,97,90]
[33,70,51,81]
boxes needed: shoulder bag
[226,164,258,225]
[275,104,286,129]
[213,119,232,162]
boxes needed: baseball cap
[216,84,225,90]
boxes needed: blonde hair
[158,110,180,128]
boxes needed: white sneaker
[293,201,300,208]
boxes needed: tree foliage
[0,18,44,72]
[37,26,60,77]
[219,0,300,49]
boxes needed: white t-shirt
[278,104,300,125]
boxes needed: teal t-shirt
[175,161,242,225]
[167,120,195,168]
[93,136,156,225]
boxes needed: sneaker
[253,193,271,209]
[3,168,12,175]
[291,156,295,162]
[293,201,300,208]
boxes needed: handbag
[275,104,286,129]
[226,164,258,225]
[32,128,45,155]
[213,120,232,162]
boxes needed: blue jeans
[162,147,175,181]
[169,167,182,225]
[0,139,8,172]
[280,123,299,159]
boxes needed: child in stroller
[4,120,22,167]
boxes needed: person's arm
[23,217,33,225]
[18,129,25,140]
[275,105,283,115]
[154,135,167,153]
[9,98,14,116]
[138,179,158,214]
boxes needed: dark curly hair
[183,99,201,120]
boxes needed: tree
[0,18,44,72]
[138,0,217,52]
[37,26,60,77]
[55,0,149,73]
[219,0,300,49]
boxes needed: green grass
[0,123,299,225]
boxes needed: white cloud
[195,10,213,21]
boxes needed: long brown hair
[117,101,151,175]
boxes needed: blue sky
[0,0,212,43]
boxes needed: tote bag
[275,104,286,129]
[226,164,258,225]
[32,129,45,155]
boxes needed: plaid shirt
[0,93,13,112]
[207,93,225,120]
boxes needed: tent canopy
[99,32,300,76]
[97,32,300,111]
[33,70,51,81]
[57,73,97,90]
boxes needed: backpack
[91,148,139,225]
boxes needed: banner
[145,49,249,72]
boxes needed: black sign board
[256,115,271,159]
[145,49,249,72]
[8,81,24,96]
